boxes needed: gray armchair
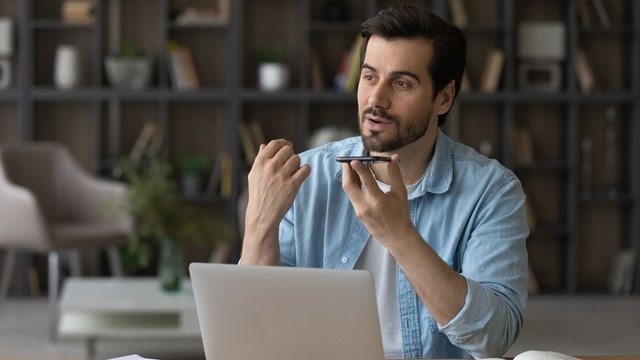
[0,142,132,340]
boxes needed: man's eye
[395,80,408,87]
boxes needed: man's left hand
[341,154,414,248]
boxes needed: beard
[359,107,432,153]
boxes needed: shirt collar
[334,129,453,197]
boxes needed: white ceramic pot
[54,45,81,90]
[258,62,289,92]
[105,56,152,90]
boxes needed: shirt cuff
[438,278,494,339]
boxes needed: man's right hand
[239,139,311,265]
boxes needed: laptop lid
[189,263,385,360]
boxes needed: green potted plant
[113,156,233,291]
[180,154,211,197]
[256,43,289,92]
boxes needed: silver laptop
[189,263,385,360]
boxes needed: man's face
[357,35,438,153]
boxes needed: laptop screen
[189,263,385,360]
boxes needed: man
[240,5,529,359]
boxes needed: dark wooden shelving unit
[1,0,638,293]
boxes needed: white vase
[54,45,81,90]
[258,62,289,92]
[0,58,10,90]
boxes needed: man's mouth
[363,108,396,130]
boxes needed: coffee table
[57,277,200,358]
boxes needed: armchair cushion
[0,142,132,252]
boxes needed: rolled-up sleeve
[439,176,529,359]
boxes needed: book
[309,46,325,91]
[62,0,93,24]
[447,0,468,28]
[575,49,599,94]
[248,119,266,148]
[167,42,187,89]
[175,0,229,26]
[333,50,352,90]
[513,127,535,164]
[129,121,157,164]
[147,123,164,157]
[205,151,224,195]
[238,121,257,165]
[343,36,363,92]
[179,46,200,90]
[167,42,199,90]
[590,0,611,28]
[576,0,594,28]
[218,153,233,198]
[217,0,230,24]
[479,48,505,93]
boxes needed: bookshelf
[0,0,638,294]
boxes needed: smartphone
[336,156,392,163]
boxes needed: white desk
[58,277,200,358]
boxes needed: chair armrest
[0,175,51,251]
[73,174,134,234]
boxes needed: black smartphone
[336,156,392,163]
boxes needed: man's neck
[369,129,438,186]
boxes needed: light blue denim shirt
[279,129,529,359]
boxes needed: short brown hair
[361,5,467,126]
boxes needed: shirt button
[341,256,348,264]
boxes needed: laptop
[189,263,385,360]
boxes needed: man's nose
[368,83,391,109]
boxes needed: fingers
[342,155,405,197]
[341,160,382,202]
[387,154,406,197]
[291,164,312,187]
[341,162,361,198]
[349,160,380,193]
[254,138,308,186]
[257,139,293,162]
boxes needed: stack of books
[61,0,94,24]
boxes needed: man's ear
[436,80,456,115]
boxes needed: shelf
[0,90,21,100]
[31,87,105,100]
[4,0,639,294]
[309,21,362,32]
[32,19,95,30]
[460,91,638,103]
[529,225,571,238]
[460,23,506,33]
[576,93,637,103]
[579,25,635,35]
[512,160,571,172]
[168,22,229,31]
[30,88,230,101]
[579,192,634,204]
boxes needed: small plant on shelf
[111,156,233,291]
[180,154,211,197]
[255,43,290,92]
[104,44,153,90]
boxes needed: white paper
[108,355,160,360]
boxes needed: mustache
[362,107,399,123]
